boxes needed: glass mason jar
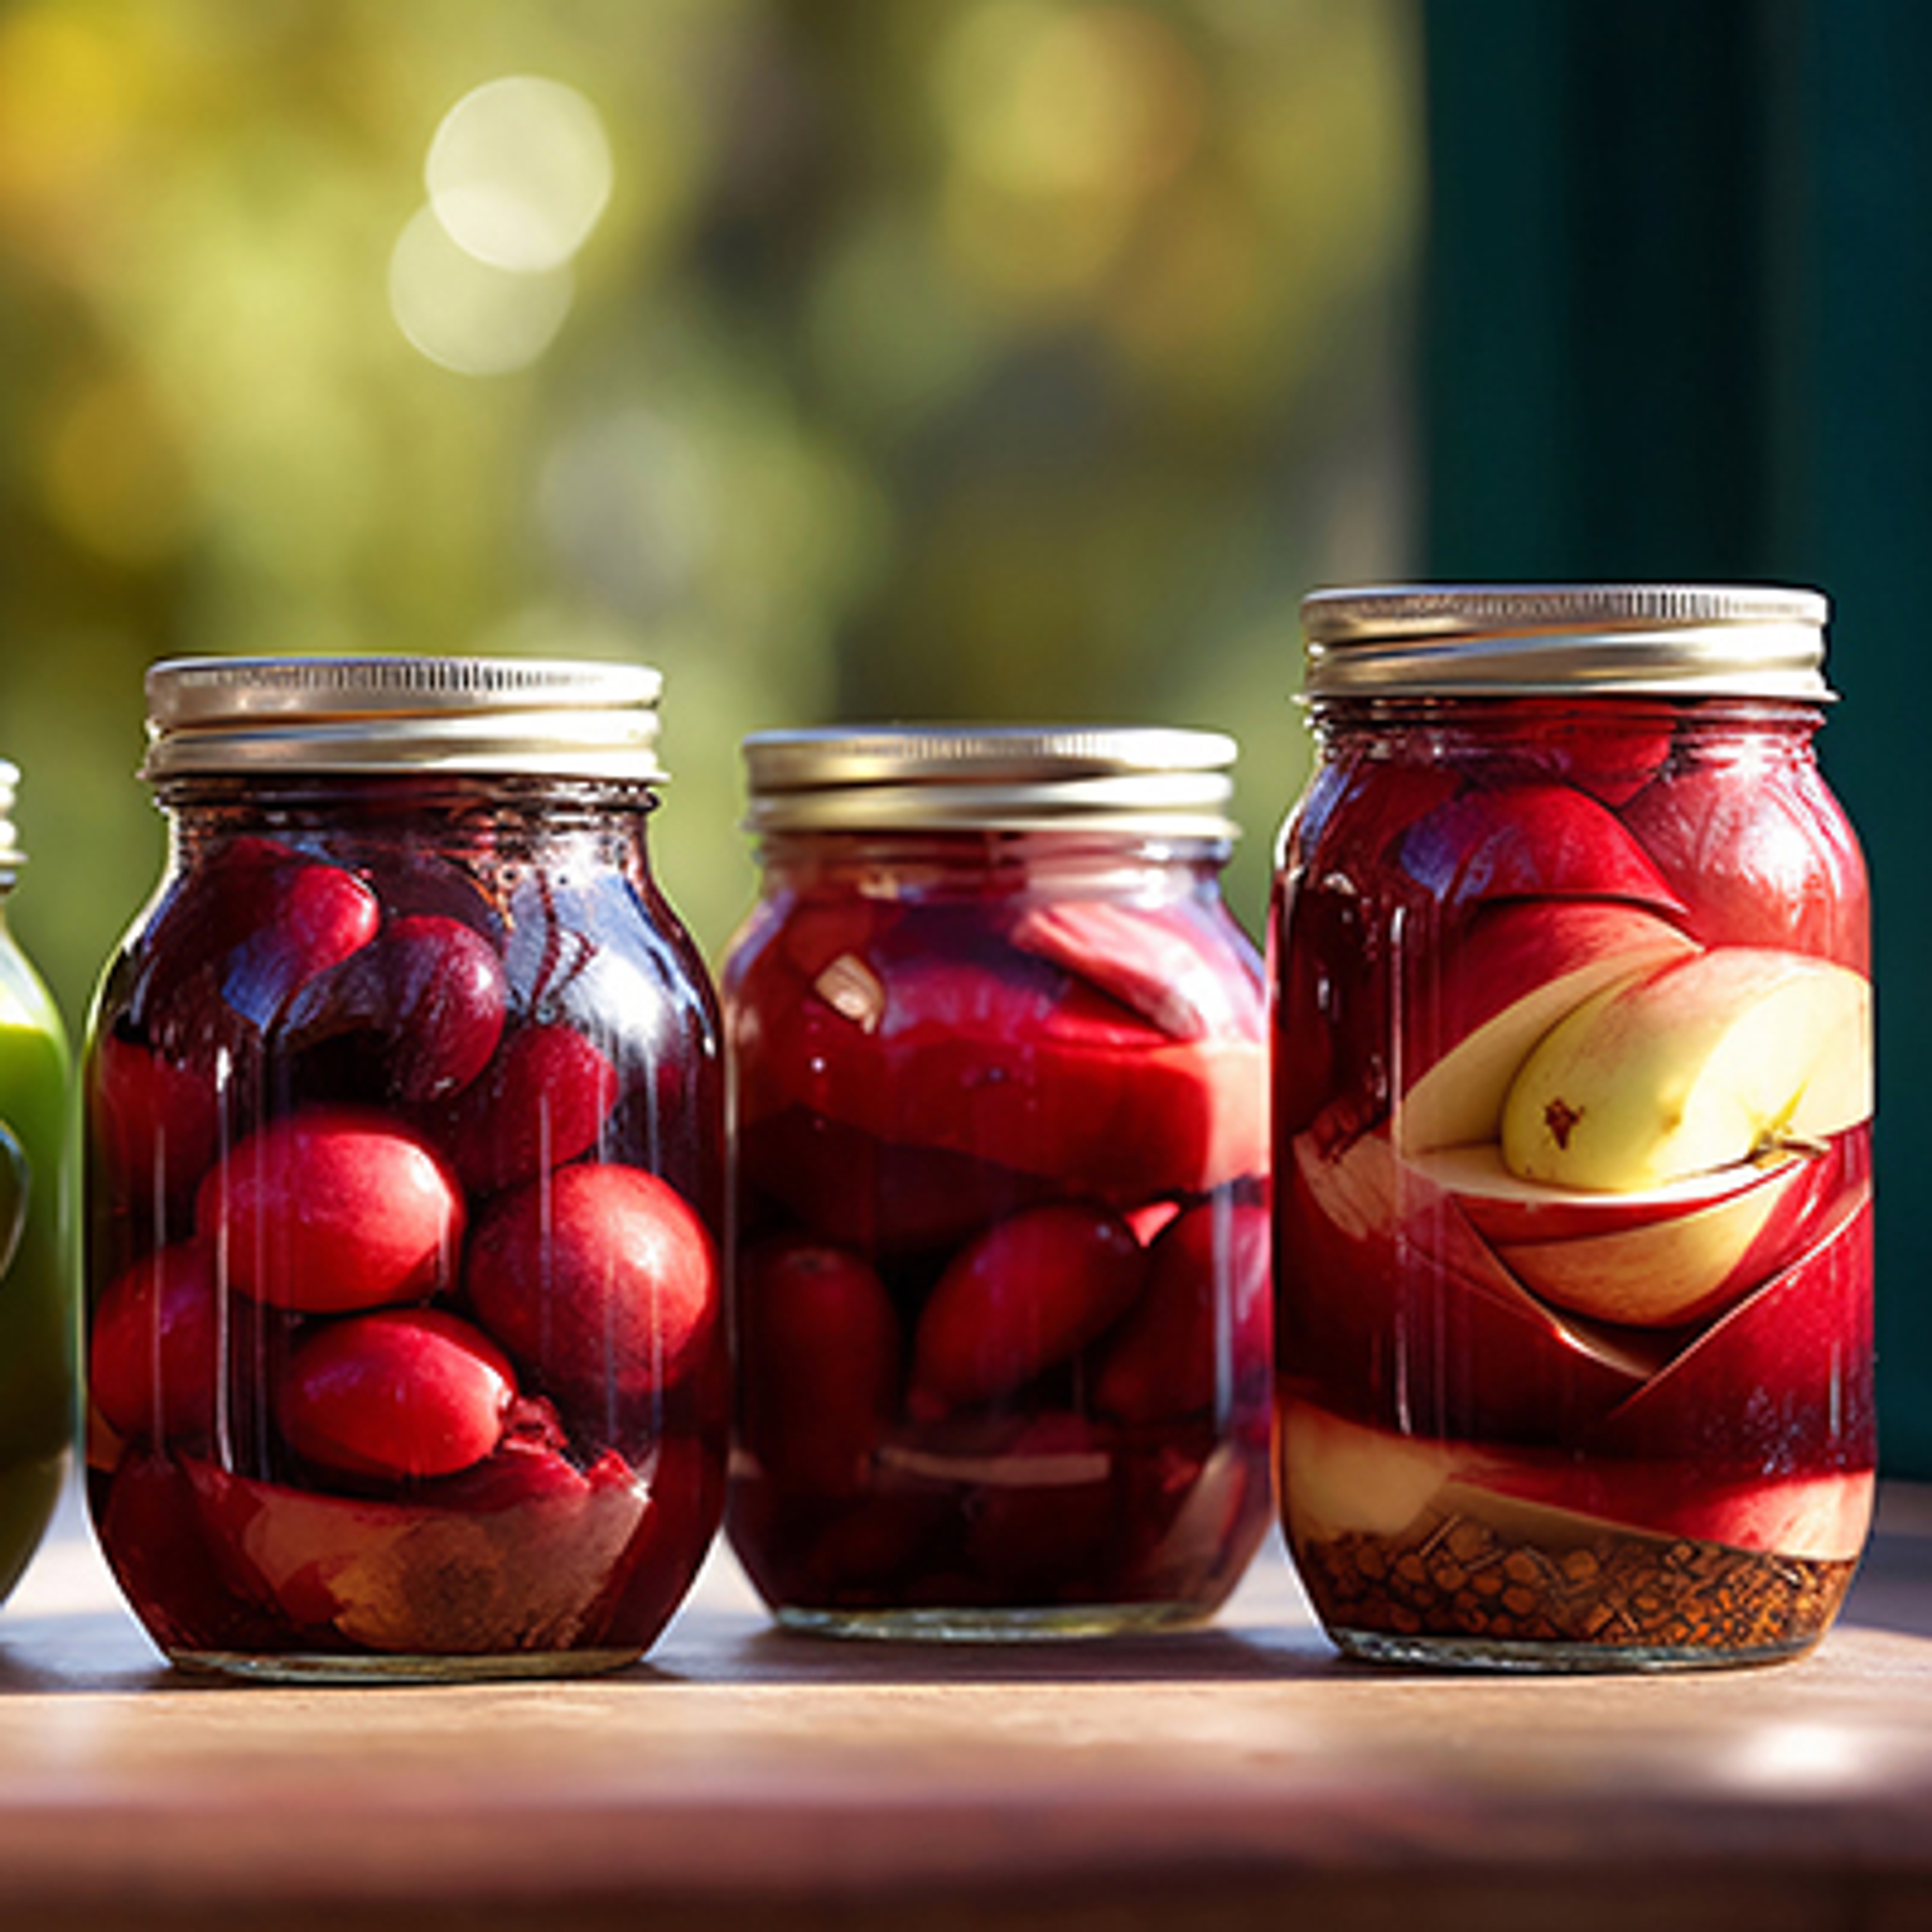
[1273,585,1874,1671]
[724,726,1273,1639]
[84,658,726,1682]
[0,764,74,1608]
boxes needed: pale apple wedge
[1437,1465,1873,1563]
[1395,900,1699,1155]
[1280,1401,1872,1562]
[1278,1400,1461,1544]
[1409,1141,1802,1245]
[1413,1140,1832,1329]
[1501,948,1873,1192]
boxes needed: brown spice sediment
[1298,1513,1854,1655]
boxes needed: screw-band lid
[142,656,667,780]
[1301,584,1833,701]
[741,725,1240,837]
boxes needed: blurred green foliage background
[0,0,1419,1030]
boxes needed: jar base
[1327,1625,1827,1675]
[168,1646,645,1686]
[772,1601,1210,1643]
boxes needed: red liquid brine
[1273,587,1874,1669]
[85,659,725,1682]
[725,728,1273,1638]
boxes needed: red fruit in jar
[1095,1197,1271,1425]
[1007,898,1262,1042]
[1622,758,1869,965]
[1511,716,1675,807]
[182,1450,649,1655]
[220,857,381,1029]
[197,1109,465,1313]
[1396,781,1685,919]
[89,1242,223,1445]
[279,914,508,1103]
[277,1309,516,1482]
[746,942,1264,1206]
[736,1107,1053,1255]
[465,1162,718,1404]
[135,836,293,990]
[91,1031,222,1206]
[737,1237,900,1494]
[1278,1115,1666,1441]
[909,1201,1147,1411]
[1586,1178,1874,1474]
[438,1022,619,1195]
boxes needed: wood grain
[5,1495,1932,1930]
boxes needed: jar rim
[1300,583,1834,701]
[740,725,1240,837]
[141,656,667,781]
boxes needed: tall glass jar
[84,659,725,1681]
[725,727,1273,1639]
[0,764,74,1608]
[1273,585,1873,1671]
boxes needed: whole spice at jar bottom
[1297,1512,1856,1655]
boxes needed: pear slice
[1500,948,1872,1193]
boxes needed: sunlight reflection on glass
[388,204,575,376]
[427,75,613,273]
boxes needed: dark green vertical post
[1422,0,1932,1468]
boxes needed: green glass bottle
[0,760,72,1606]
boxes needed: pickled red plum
[277,1310,516,1482]
[90,1242,223,1444]
[92,1032,221,1206]
[909,1201,1146,1412]
[438,1022,618,1194]
[737,1238,899,1494]
[1095,1197,1270,1426]
[196,1110,464,1312]
[219,859,381,1029]
[278,914,507,1103]
[466,1162,717,1406]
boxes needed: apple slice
[1395,901,1699,1155]
[1410,1143,1831,1329]
[1006,898,1262,1043]
[1277,1400,1461,1545]
[741,940,1266,1204]
[1412,1141,1802,1243]
[1623,759,1870,965]
[1282,1117,1669,1440]
[1442,1465,1874,1564]
[1395,781,1686,917]
[1500,948,1873,1192]
[1280,1401,1872,1563]
[1586,1184,1874,1474]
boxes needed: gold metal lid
[741,726,1240,837]
[141,656,667,780]
[1301,584,1834,700]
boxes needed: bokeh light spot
[427,75,613,273]
[388,203,574,376]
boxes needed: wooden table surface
[6,1486,1932,1931]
